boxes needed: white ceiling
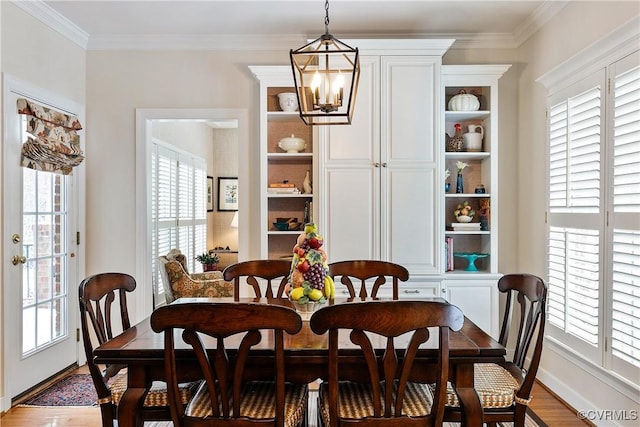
[16,0,570,50]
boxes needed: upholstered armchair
[158,249,233,303]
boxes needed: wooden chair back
[79,272,170,426]
[150,302,303,427]
[309,300,464,426]
[328,260,409,299]
[497,274,547,400]
[223,259,291,300]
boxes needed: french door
[2,76,81,405]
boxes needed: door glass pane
[22,169,69,356]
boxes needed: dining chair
[441,273,548,427]
[309,300,464,427]
[328,260,409,299]
[150,302,308,427]
[223,259,292,300]
[78,272,197,427]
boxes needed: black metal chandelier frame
[289,0,360,125]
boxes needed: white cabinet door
[442,279,499,338]
[320,55,440,274]
[323,167,379,262]
[381,57,439,274]
[321,57,380,262]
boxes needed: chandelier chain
[324,0,330,34]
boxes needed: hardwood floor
[0,366,590,427]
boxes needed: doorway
[2,75,83,408]
[135,109,249,316]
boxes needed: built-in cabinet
[441,65,511,338]
[250,56,510,339]
[318,40,453,276]
[249,66,316,260]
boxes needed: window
[151,141,207,306]
[546,51,640,383]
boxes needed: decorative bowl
[288,222,301,230]
[457,215,473,223]
[278,135,306,153]
[291,301,322,321]
[273,222,290,231]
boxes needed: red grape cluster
[298,240,311,251]
[303,262,325,289]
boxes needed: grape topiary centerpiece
[287,223,335,314]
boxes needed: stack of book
[268,182,300,194]
[445,236,454,271]
[450,222,481,231]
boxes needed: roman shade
[17,98,84,175]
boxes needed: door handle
[11,255,27,265]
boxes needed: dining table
[93,297,505,427]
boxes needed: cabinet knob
[374,162,380,167]
[382,163,387,167]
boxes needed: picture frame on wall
[217,177,238,211]
[207,176,214,212]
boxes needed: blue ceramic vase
[456,173,464,193]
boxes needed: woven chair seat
[109,371,198,407]
[319,380,434,423]
[439,363,520,409]
[186,381,308,427]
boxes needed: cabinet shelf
[444,152,490,160]
[267,111,301,119]
[445,230,490,235]
[268,153,313,160]
[266,193,312,198]
[445,193,491,198]
[268,230,302,235]
[445,111,490,121]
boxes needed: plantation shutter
[547,70,604,360]
[151,142,207,306]
[610,57,640,371]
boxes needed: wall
[517,1,639,423]
[84,49,285,315]
[210,128,239,251]
[0,1,86,411]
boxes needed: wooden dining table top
[94,297,505,361]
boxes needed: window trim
[538,18,640,387]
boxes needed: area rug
[19,377,546,426]
[20,374,97,407]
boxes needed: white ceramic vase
[277,92,298,112]
[463,125,484,152]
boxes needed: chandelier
[289,0,360,125]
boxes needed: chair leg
[99,403,114,427]
[514,404,528,427]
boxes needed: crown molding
[87,34,308,51]
[14,0,564,52]
[513,0,570,47]
[11,0,88,49]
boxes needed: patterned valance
[17,98,84,175]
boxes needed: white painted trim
[513,0,569,47]
[2,74,85,410]
[544,336,640,403]
[14,0,560,52]
[537,16,640,90]
[10,0,88,49]
[135,108,249,322]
